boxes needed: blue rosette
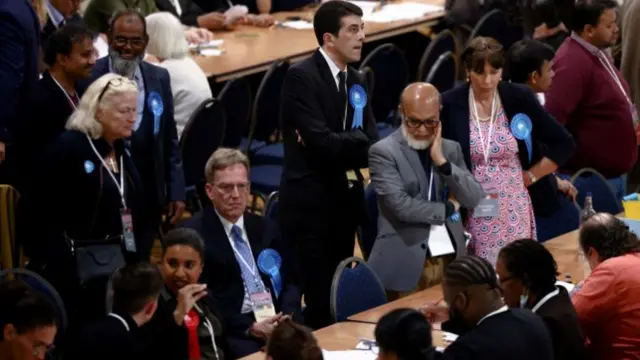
[257,248,283,299]
[450,212,461,223]
[510,113,533,163]
[349,85,367,129]
[148,91,164,136]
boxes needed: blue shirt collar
[46,0,65,27]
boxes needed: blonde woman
[145,12,213,137]
[19,73,153,329]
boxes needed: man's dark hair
[162,228,206,262]
[375,308,434,360]
[111,263,163,315]
[444,255,499,289]
[313,1,363,46]
[499,239,559,296]
[505,39,555,84]
[266,319,323,360]
[579,214,640,261]
[43,23,96,67]
[570,0,618,33]
[0,280,56,341]
[108,9,147,36]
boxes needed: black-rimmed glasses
[97,77,130,103]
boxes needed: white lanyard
[599,52,631,105]
[471,90,497,164]
[229,229,259,278]
[531,288,560,313]
[50,74,78,110]
[86,135,126,208]
[170,0,183,16]
[108,313,130,332]
[427,166,434,201]
[477,305,508,325]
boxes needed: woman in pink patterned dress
[440,37,575,266]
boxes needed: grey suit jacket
[367,129,484,292]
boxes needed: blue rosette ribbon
[148,91,164,136]
[349,84,367,129]
[510,113,533,163]
[257,249,283,299]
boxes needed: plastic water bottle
[580,192,596,224]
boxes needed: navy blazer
[181,207,302,333]
[79,58,186,209]
[0,0,41,143]
[440,82,575,216]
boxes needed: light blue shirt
[108,59,146,131]
[46,0,65,27]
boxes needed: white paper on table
[188,39,224,50]
[361,2,443,23]
[555,280,575,293]
[279,20,314,29]
[442,331,459,343]
[322,350,377,360]
[428,225,455,257]
[224,5,248,25]
[200,48,223,56]
[348,1,379,15]
[94,36,109,59]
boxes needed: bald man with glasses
[367,82,484,299]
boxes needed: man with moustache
[367,83,484,299]
[279,0,379,329]
[80,9,186,238]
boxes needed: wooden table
[194,0,445,82]
[239,322,447,360]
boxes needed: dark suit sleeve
[0,13,27,142]
[181,0,204,27]
[265,218,302,318]
[160,69,186,202]
[282,67,375,171]
[518,84,575,167]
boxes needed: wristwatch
[527,171,537,184]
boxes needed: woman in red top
[574,213,640,359]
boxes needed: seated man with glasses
[181,148,302,359]
[367,82,484,299]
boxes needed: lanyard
[86,135,126,208]
[229,229,259,278]
[531,288,560,313]
[170,0,183,16]
[108,313,130,332]
[471,90,497,164]
[599,52,631,105]
[50,74,78,110]
[427,166,434,201]
[477,305,508,325]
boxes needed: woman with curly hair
[574,213,640,360]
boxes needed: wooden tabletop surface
[194,0,445,82]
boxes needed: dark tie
[338,71,347,129]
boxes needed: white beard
[401,124,432,150]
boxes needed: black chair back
[359,66,375,95]
[426,51,458,92]
[180,98,226,191]
[247,61,289,152]
[359,44,409,126]
[417,29,459,81]
[217,77,252,149]
[468,9,523,50]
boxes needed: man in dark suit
[155,0,275,29]
[279,0,379,329]
[66,263,164,360]
[182,148,301,358]
[79,9,186,233]
[14,23,95,193]
[0,0,41,183]
[41,0,83,43]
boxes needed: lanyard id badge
[473,189,499,218]
[120,208,136,252]
[249,289,276,323]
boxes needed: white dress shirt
[318,47,348,127]
[215,210,266,314]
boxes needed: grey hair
[205,148,250,182]
[66,73,137,139]
[145,12,189,60]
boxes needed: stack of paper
[322,350,377,360]
[280,20,314,30]
[188,39,224,50]
[349,1,443,23]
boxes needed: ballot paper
[358,2,443,23]
[279,20,314,29]
[94,36,109,59]
[224,5,248,25]
[428,225,455,257]
[188,39,224,50]
[322,350,377,360]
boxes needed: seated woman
[375,309,435,360]
[145,12,213,137]
[496,239,585,360]
[266,320,323,360]
[574,213,640,360]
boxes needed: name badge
[473,196,499,218]
[631,104,638,127]
[250,290,276,323]
[120,208,136,252]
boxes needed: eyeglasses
[97,77,132,103]
[213,182,250,194]
[403,116,440,129]
[113,36,145,48]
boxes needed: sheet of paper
[200,48,223,56]
[322,350,377,360]
[442,331,459,343]
[428,225,455,257]
[360,2,443,23]
[280,20,314,30]
[94,36,109,59]
[188,39,224,50]
[555,280,575,293]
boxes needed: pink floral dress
[467,107,536,266]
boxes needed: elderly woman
[440,36,574,265]
[19,73,152,329]
[573,214,640,360]
[145,12,212,137]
